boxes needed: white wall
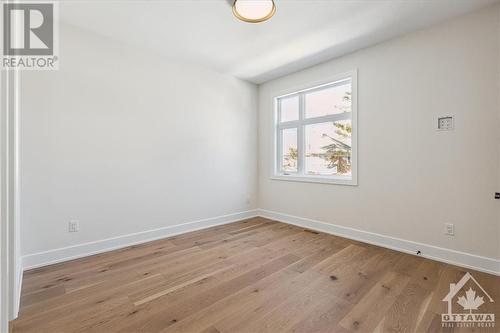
[20,23,258,256]
[258,5,500,260]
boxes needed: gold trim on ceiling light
[232,0,276,23]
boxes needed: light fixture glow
[232,0,276,23]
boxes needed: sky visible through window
[306,84,350,118]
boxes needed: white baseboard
[22,210,259,270]
[257,209,500,276]
[21,208,500,277]
[14,263,22,318]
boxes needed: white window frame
[271,70,358,186]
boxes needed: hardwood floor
[11,218,500,332]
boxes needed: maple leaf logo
[457,287,485,313]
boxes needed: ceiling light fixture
[232,0,276,23]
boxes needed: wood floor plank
[13,273,165,332]
[288,294,351,333]
[160,236,350,332]
[118,254,302,332]
[339,271,411,332]
[379,281,432,333]
[164,267,323,333]
[227,271,349,333]
[67,248,303,332]
[19,231,292,327]
[11,218,500,333]
[167,244,344,333]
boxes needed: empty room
[1,0,499,332]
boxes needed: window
[273,71,357,185]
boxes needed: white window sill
[271,174,358,186]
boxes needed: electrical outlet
[444,223,454,236]
[69,220,79,233]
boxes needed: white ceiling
[60,0,498,84]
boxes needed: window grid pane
[279,95,299,123]
[281,128,298,173]
[305,81,352,119]
[305,119,352,176]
